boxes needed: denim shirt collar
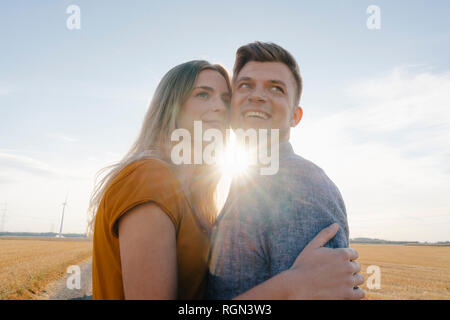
[279,141,295,160]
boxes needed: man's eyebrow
[235,76,252,83]
[193,86,214,91]
[268,80,287,87]
[235,77,287,88]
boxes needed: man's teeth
[244,111,269,120]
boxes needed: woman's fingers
[337,247,359,261]
[290,226,366,300]
[352,273,365,287]
[351,260,361,274]
[304,223,339,250]
[350,286,366,300]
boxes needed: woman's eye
[196,92,209,98]
[239,83,250,89]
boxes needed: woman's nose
[212,97,227,113]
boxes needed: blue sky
[1,0,449,241]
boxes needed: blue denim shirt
[205,142,349,299]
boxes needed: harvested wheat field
[0,237,92,300]
[351,244,450,300]
[1,238,449,300]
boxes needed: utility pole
[0,203,6,233]
[58,195,68,238]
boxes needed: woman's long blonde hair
[87,60,231,235]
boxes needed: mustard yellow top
[92,159,210,299]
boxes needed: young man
[206,42,354,299]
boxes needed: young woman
[88,60,364,300]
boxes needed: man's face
[231,61,300,142]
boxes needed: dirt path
[38,257,93,300]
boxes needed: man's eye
[239,83,250,89]
[196,92,209,98]
[271,86,284,93]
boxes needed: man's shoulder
[271,152,346,218]
[281,152,324,174]
[278,153,337,191]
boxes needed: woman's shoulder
[105,158,182,194]
[107,158,184,199]
[103,158,187,236]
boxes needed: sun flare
[218,130,250,180]
[215,130,252,212]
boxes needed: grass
[351,244,450,299]
[0,237,92,300]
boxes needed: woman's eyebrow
[193,86,214,91]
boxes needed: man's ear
[290,106,303,127]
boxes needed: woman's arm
[118,202,177,299]
[232,224,365,300]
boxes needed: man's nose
[248,86,266,104]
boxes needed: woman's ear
[291,106,303,127]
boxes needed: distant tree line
[0,232,87,238]
[350,237,450,246]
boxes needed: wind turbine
[57,194,68,238]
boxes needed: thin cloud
[345,67,450,132]
[46,133,79,143]
[0,152,61,178]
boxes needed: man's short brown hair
[233,41,302,107]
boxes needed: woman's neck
[173,163,216,230]
[173,164,196,193]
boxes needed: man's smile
[242,110,271,120]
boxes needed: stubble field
[350,244,450,299]
[0,237,92,300]
[1,238,449,300]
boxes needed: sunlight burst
[217,131,250,180]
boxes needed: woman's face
[177,69,231,136]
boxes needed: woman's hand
[233,223,365,300]
[284,223,365,299]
